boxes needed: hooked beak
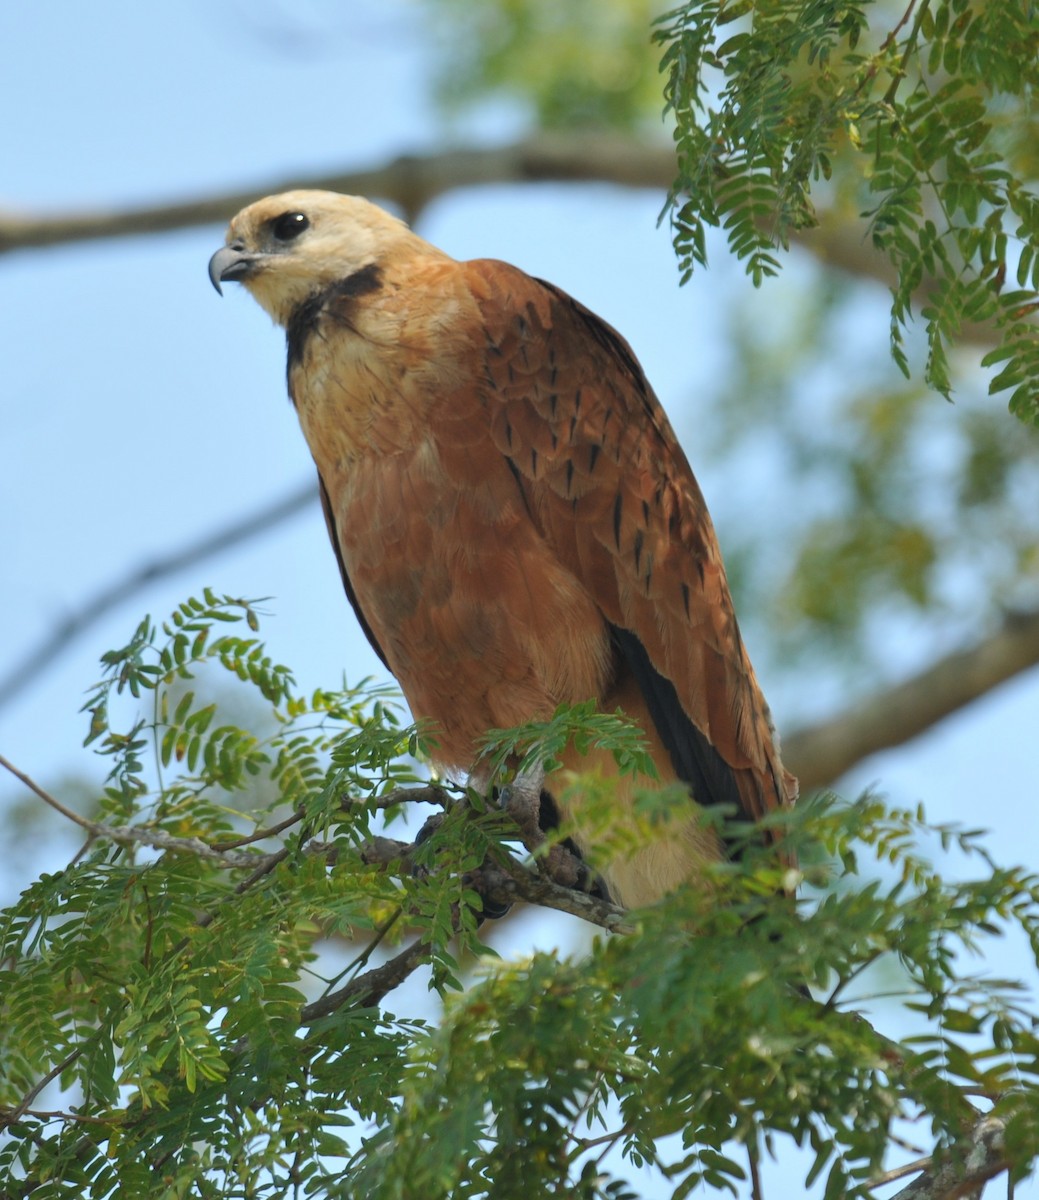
[208,241,260,295]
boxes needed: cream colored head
[208,190,427,326]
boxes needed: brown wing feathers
[466,259,790,826]
[317,476,390,671]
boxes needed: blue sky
[2,3,1037,1195]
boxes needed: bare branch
[0,752,280,871]
[784,607,1039,790]
[0,479,316,713]
[0,752,98,833]
[476,855,635,934]
[887,1116,1007,1200]
[0,133,1010,346]
[354,835,413,865]
[301,938,431,1020]
[344,783,451,811]
[871,1154,938,1188]
[0,134,675,254]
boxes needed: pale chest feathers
[287,275,473,472]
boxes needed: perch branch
[784,606,1039,789]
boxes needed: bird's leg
[500,761,596,893]
[411,807,512,920]
[499,760,545,850]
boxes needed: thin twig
[301,937,430,1021]
[0,753,97,832]
[883,0,931,105]
[217,847,291,907]
[748,1143,764,1200]
[824,950,885,1010]
[889,1132,929,1157]
[870,1154,934,1187]
[574,1128,628,1154]
[0,1106,114,1129]
[0,751,284,871]
[0,481,316,712]
[880,0,921,54]
[209,806,305,850]
[563,1069,610,1158]
[319,909,404,995]
[5,1048,85,1125]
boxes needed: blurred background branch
[0,133,1013,348]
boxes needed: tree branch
[870,1153,934,1188]
[887,1116,1007,1199]
[315,831,634,935]
[0,760,1022,1197]
[477,852,635,934]
[301,937,431,1019]
[0,134,1010,345]
[784,607,1039,790]
[0,134,675,253]
[0,752,281,871]
[344,783,451,812]
[1,749,627,971]
[0,479,316,712]
[298,839,633,1023]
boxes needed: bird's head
[208,190,421,327]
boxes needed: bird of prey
[209,191,796,908]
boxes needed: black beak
[208,242,259,295]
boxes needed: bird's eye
[271,212,310,241]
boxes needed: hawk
[209,191,796,907]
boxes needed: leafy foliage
[2,599,1039,1197]
[424,0,668,130]
[696,287,1039,673]
[655,0,1039,420]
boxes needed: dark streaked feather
[285,264,384,380]
[610,623,744,818]
[317,476,389,669]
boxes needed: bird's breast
[319,434,615,767]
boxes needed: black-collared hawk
[209,191,797,908]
